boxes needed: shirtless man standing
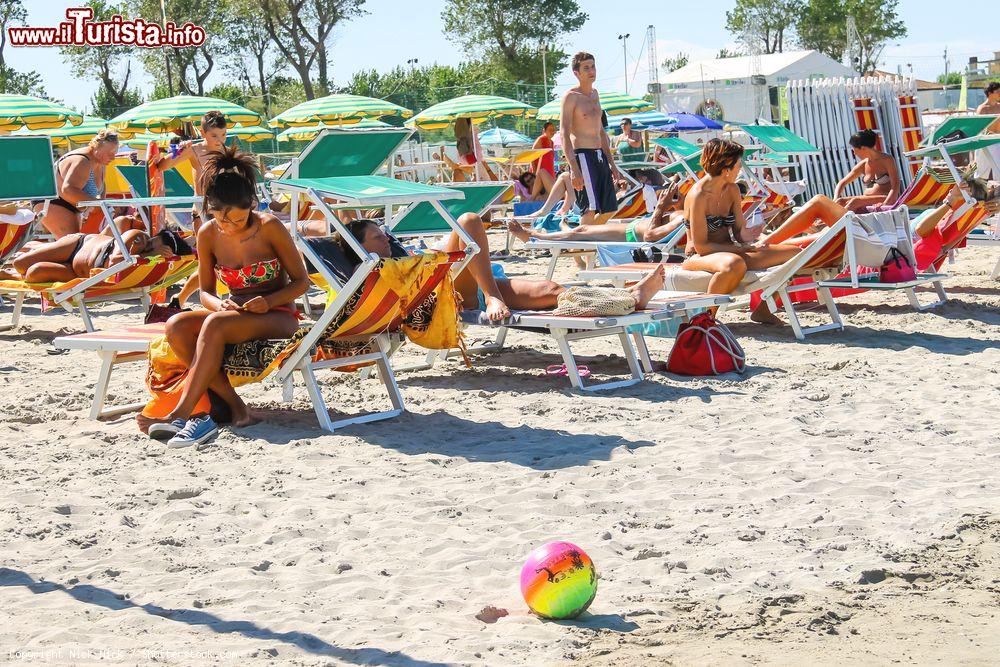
[561,52,623,225]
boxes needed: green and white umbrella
[408,95,535,130]
[121,131,170,149]
[13,115,108,146]
[108,95,262,134]
[0,94,83,131]
[535,91,653,121]
[276,119,391,142]
[228,124,274,141]
[268,94,411,128]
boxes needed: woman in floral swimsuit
[143,147,308,448]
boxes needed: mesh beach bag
[551,286,637,317]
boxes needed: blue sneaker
[167,416,219,449]
[148,419,186,441]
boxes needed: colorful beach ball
[520,541,598,619]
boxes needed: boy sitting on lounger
[336,213,666,322]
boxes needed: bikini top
[687,213,736,232]
[215,257,282,290]
[57,152,99,198]
[864,172,891,186]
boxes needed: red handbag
[879,248,917,283]
[667,312,746,376]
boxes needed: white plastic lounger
[424,291,730,391]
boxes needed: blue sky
[6,0,995,112]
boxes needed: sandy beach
[1,235,998,666]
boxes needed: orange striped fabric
[899,169,952,208]
[0,222,33,261]
[677,173,701,197]
[930,205,989,271]
[851,98,883,150]
[802,230,847,270]
[613,189,648,219]
[897,95,924,176]
[0,256,197,299]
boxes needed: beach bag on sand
[667,312,746,376]
[879,248,917,283]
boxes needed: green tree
[717,47,744,59]
[61,1,136,112]
[136,0,226,96]
[662,52,689,73]
[260,0,367,100]
[726,0,803,54]
[797,0,906,73]
[0,0,47,97]
[441,0,586,85]
[220,0,281,116]
[205,83,247,106]
[91,83,142,119]
[937,72,961,86]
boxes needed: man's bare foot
[484,295,510,321]
[506,220,533,242]
[750,302,784,325]
[629,264,666,309]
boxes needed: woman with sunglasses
[43,129,120,238]
[144,146,308,448]
[681,139,803,324]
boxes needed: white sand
[1,237,999,665]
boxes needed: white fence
[786,76,923,199]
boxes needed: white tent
[656,50,857,124]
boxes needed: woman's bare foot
[484,295,510,321]
[629,264,666,309]
[226,398,257,427]
[136,413,167,435]
[0,268,20,281]
[750,301,784,325]
[506,220,533,243]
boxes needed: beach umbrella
[536,91,653,121]
[227,124,274,142]
[661,112,724,131]
[605,110,677,130]
[13,115,109,146]
[108,95,262,134]
[478,127,532,147]
[121,131,170,149]
[276,119,391,142]
[408,95,535,130]
[268,94,411,128]
[0,94,84,131]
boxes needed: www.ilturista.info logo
[7,7,205,48]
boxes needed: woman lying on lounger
[336,213,666,323]
[681,138,808,325]
[3,228,192,283]
[834,129,901,212]
[507,182,687,244]
[144,147,309,448]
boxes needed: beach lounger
[53,244,465,429]
[0,136,195,332]
[578,210,946,340]
[380,193,731,390]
